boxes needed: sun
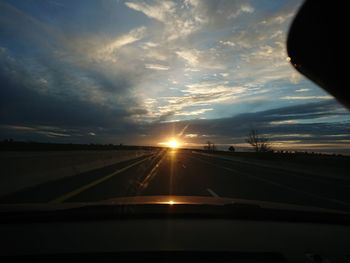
[158,138,182,149]
[167,139,179,149]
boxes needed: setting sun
[159,138,181,149]
[167,139,179,149]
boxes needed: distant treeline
[0,139,160,151]
[198,148,347,159]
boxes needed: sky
[1,0,350,153]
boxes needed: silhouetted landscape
[0,139,160,152]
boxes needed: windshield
[1,0,350,213]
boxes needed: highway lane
[1,149,350,212]
[0,153,158,204]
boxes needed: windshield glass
[1,0,350,213]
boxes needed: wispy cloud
[145,64,170,71]
[219,40,235,47]
[174,108,213,116]
[176,48,225,70]
[227,4,255,19]
[125,1,176,23]
[96,26,146,62]
[295,88,310,92]
[125,0,206,40]
[176,50,200,67]
[146,82,248,121]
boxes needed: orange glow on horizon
[159,138,182,149]
[168,139,178,148]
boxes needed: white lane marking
[139,151,167,189]
[192,155,350,209]
[50,156,153,204]
[207,188,219,198]
[182,164,186,169]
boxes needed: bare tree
[245,129,272,152]
[204,141,217,151]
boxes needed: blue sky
[1,0,350,153]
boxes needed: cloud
[295,88,310,92]
[281,96,333,100]
[141,100,350,152]
[227,3,255,19]
[96,26,146,62]
[124,0,258,42]
[125,0,206,40]
[183,82,246,95]
[176,50,199,67]
[145,63,170,71]
[176,48,224,69]
[215,4,304,88]
[125,1,176,22]
[174,108,213,116]
[0,66,133,128]
[185,133,198,138]
[219,40,235,47]
[260,12,295,26]
[146,82,248,121]
[0,16,148,139]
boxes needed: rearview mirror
[287,0,348,109]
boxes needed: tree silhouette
[228,146,235,152]
[245,129,272,152]
[204,141,217,151]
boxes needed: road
[1,149,350,212]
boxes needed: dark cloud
[140,100,350,147]
[0,48,144,138]
[0,70,127,127]
[187,100,349,137]
[0,1,147,137]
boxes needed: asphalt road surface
[1,149,350,212]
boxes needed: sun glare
[158,138,182,149]
[168,139,179,149]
